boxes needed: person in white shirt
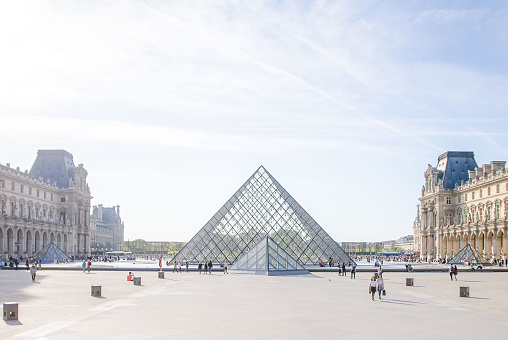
[376,274,384,300]
[369,276,377,301]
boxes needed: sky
[1,1,507,243]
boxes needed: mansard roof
[29,150,77,188]
[436,151,477,189]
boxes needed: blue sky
[1,1,507,242]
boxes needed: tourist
[26,258,30,271]
[338,262,341,276]
[453,265,458,281]
[208,260,213,274]
[369,276,377,301]
[449,264,454,281]
[178,261,182,273]
[87,259,91,273]
[350,263,356,279]
[38,257,42,270]
[377,274,384,300]
[377,265,383,277]
[204,260,208,274]
[82,260,87,273]
[159,257,162,271]
[224,260,228,274]
[173,261,177,273]
[198,261,202,274]
[15,258,19,270]
[186,261,189,273]
[30,263,37,281]
[342,262,346,276]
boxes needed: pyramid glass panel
[34,242,71,264]
[173,166,354,266]
[448,244,492,265]
[230,236,309,275]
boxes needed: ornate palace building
[90,204,124,253]
[0,150,92,259]
[414,151,507,262]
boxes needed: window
[488,187,491,196]
[61,196,66,203]
[458,195,461,203]
[446,212,452,225]
[21,184,24,193]
[497,184,500,193]
[479,189,482,198]
[19,203,23,218]
[29,187,32,195]
[472,191,475,199]
[44,191,46,199]
[496,204,500,219]
[37,189,39,197]
[446,197,451,205]
[51,193,53,201]
[465,193,468,201]
[0,180,3,188]
[11,181,15,191]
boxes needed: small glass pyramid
[172,166,354,265]
[34,242,71,263]
[448,244,491,265]
[230,236,310,276]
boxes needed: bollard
[91,285,102,297]
[406,278,414,286]
[133,277,141,286]
[3,302,18,321]
[460,286,469,297]
[158,271,164,279]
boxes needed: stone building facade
[90,204,124,253]
[414,151,508,262]
[0,150,92,259]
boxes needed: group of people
[197,260,214,274]
[368,266,385,300]
[172,260,190,273]
[82,259,92,273]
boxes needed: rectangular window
[37,189,39,197]
[20,184,24,193]
[0,180,3,189]
[488,187,491,195]
[44,191,46,199]
[465,193,468,201]
[61,196,66,203]
[51,193,53,201]
[11,181,15,191]
[479,189,482,198]
[29,187,32,195]
[458,196,461,203]
[497,184,500,193]
[446,197,451,205]
[472,192,475,199]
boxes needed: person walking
[178,261,182,273]
[208,260,213,274]
[377,274,384,300]
[82,260,87,273]
[453,265,458,281]
[26,258,30,271]
[30,263,37,282]
[350,263,356,279]
[38,257,42,270]
[159,257,162,271]
[204,261,208,274]
[173,260,177,273]
[338,262,341,276]
[342,262,346,276]
[369,276,377,301]
[185,261,189,273]
[87,259,91,273]
[224,260,228,274]
[198,261,202,274]
[449,264,454,281]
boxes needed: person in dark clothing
[198,261,202,274]
[204,261,208,274]
[342,263,346,276]
[208,260,213,274]
[453,265,458,281]
[26,258,30,271]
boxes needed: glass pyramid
[34,242,71,264]
[230,236,310,276]
[448,244,491,265]
[172,166,353,266]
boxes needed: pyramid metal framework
[34,242,71,264]
[448,244,492,265]
[230,236,310,276]
[172,166,353,266]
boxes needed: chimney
[98,204,103,221]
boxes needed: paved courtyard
[1,269,508,339]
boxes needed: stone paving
[1,268,508,339]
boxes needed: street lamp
[14,241,20,256]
